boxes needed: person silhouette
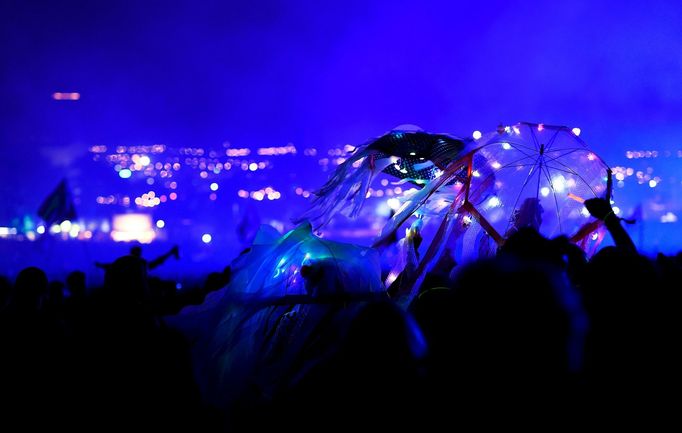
[95,244,179,271]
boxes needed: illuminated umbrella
[376,122,612,301]
[296,126,470,228]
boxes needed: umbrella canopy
[296,126,469,228]
[465,122,612,242]
[374,122,612,303]
[379,122,612,246]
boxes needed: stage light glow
[139,155,150,166]
[210,182,219,191]
[202,233,212,243]
[649,179,657,188]
[60,220,72,232]
[501,142,512,150]
[156,219,165,228]
[249,163,258,171]
[111,214,155,243]
[472,130,482,140]
[572,127,581,136]
[36,225,45,234]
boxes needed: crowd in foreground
[1,198,680,431]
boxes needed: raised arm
[584,198,637,254]
[148,245,180,270]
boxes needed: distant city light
[0,227,18,237]
[649,179,657,188]
[119,169,132,179]
[387,198,401,210]
[60,220,72,232]
[572,127,581,136]
[249,162,258,171]
[486,196,501,208]
[156,220,165,228]
[202,233,212,244]
[661,212,678,223]
[52,92,80,100]
[472,130,482,140]
[210,182,219,191]
[501,142,512,150]
[139,155,151,166]
[540,187,551,197]
[36,225,45,234]
[550,175,566,193]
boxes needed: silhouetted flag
[38,179,77,226]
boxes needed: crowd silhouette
[1,197,680,430]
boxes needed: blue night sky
[1,0,681,272]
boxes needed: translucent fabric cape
[166,222,386,411]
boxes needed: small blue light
[119,169,132,179]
